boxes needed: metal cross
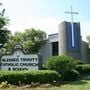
[65,6,78,47]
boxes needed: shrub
[45,56,75,75]
[0,70,61,85]
[75,64,90,74]
[74,60,83,65]
[63,69,80,81]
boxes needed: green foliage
[86,36,90,44]
[75,64,90,74]
[0,70,61,85]
[23,28,46,53]
[23,40,34,53]
[63,69,80,81]
[86,36,90,54]
[0,3,10,49]
[45,56,75,75]
[74,60,83,65]
[45,56,81,81]
[3,28,46,54]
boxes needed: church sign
[0,44,41,70]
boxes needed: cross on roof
[65,6,79,47]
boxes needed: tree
[3,32,25,54]
[24,28,46,53]
[86,36,90,45]
[4,28,46,54]
[86,36,90,53]
[0,3,10,49]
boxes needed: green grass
[1,80,90,90]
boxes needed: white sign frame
[0,49,39,71]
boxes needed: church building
[39,21,89,64]
[0,21,89,71]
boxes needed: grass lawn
[2,79,90,90]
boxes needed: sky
[1,0,90,41]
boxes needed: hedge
[75,64,90,74]
[0,70,61,85]
[63,69,80,81]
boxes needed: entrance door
[52,42,58,56]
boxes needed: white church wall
[81,41,89,63]
[39,40,50,64]
[58,22,67,55]
[48,33,59,42]
[39,33,59,63]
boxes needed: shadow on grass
[50,80,88,87]
[69,80,88,85]
[82,75,90,80]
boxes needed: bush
[45,56,75,75]
[75,64,90,74]
[74,60,83,65]
[63,69,80,81]
[0,70,61,85]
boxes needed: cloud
[8,16,61,35]
[8,16,90,42]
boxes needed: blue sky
[1,0,90,41]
